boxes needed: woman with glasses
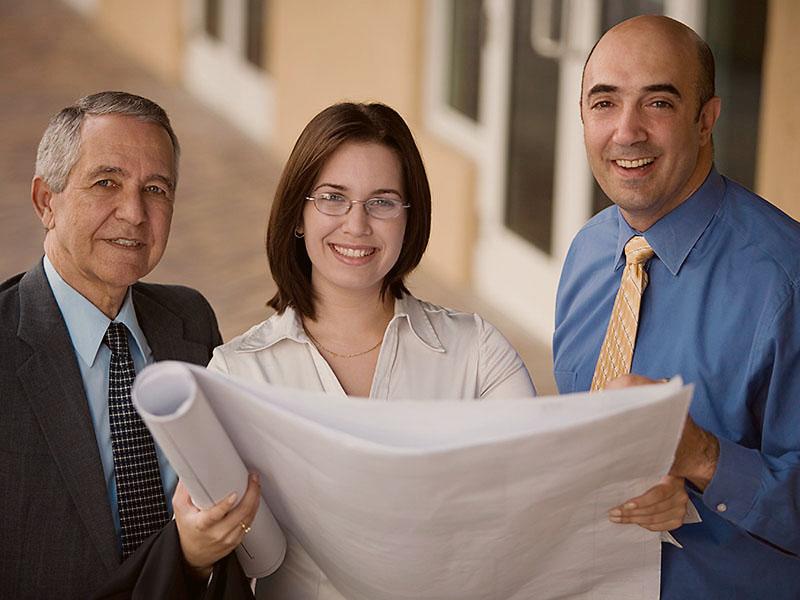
[207,102,535,598]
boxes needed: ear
[698,96,721,146]
[31,177,56,230]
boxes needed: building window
[503,0,560,255]
[245,0,267,70]
[204,0,221,40]
[185,0,274,144]
[706,0,766,191]
[447,0,484,122]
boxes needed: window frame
[183,0,274,144]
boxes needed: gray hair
[35,91,181,192]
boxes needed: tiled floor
[0,0,555,394]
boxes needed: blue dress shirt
[43,256,176,540]
[553,168,800,598]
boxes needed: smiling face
[33,113,176,316]
[581,16,720,231]
[299,141,407,300]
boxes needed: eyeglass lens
[309,194,407,219]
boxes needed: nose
[612,105,647,147]
[115,187,147,225]
[340,201,372,236]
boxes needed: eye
[144,184,168,196]
[367,197,398,208]
[318,192,347,204]
[94,179,116,188]
[650,100,673,109]
[590,100,614,110]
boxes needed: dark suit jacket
[0,260,223,599]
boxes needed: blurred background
[2,0,798,395]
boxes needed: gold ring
[240,522,252,534]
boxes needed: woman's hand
[174,473,262,578]
[608,475,689,532]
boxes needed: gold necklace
[304,326,383,359]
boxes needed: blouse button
[716,502,728,513]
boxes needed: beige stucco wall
[416,133,477,286]
[270,0,423,155]
[94,0,184,82]
[270,0,476,286]
[756,0,800,220]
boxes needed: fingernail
[227,492,238,504]
[251,472,260,483]
[624,502,637,510]
[609,509,622,517]
[609,516,622,523]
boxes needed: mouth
[106,238,144,248]
[330,243,377,258]
[614,157,655,169]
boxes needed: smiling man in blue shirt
[553,15,800,598]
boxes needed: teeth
[333,245,375,258]
[110,238,141,247]
[615,158,654,169]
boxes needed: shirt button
[716,503,728,513]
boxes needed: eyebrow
[313,182,402,196]
[586,83,682,99]
[586,84,618,97]
[88,165,175,191]
[150,174,176,191]
[88,165,126,179]
[313,183,345,192]
[642,83,682,98]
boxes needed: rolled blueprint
[130,360,693,600]
[132,362,286,578]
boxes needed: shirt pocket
[553,369,577,394]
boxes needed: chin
[99,264,151,288]
[332,277,386,295]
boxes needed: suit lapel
[16,264,120,573]
[133,286,211,365]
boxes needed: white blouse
[208,294,535,599]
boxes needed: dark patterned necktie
[104,322,168,558]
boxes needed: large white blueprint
[132,361,692,599]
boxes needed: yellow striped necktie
[591,236,655,391]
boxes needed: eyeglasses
[305,192,410,220]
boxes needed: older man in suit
[0,92,259,598]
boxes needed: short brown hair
[267,102,431,319]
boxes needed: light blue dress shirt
[553,168,800,597]
[43,256,176,539]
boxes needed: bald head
[582,16,715,119]
[578,14,721,231]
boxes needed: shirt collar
[43,255,151,367]
[236,293,445,353]
[613,167,725,275]
[391,293,445,352]
[237,305,307,351]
